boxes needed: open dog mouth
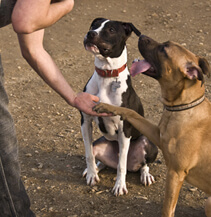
[85,43,100,54]
[130,59,156,77]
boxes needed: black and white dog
[81,18,158,196]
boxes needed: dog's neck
[161,79,205,107]
[94,47,127,70]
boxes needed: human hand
[51,0,74,4]
[73,92,112,116]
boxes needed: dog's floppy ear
[183,58,210,85]
[198,57,211,78]
[122,22,141,37]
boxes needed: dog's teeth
[133,58,140,63]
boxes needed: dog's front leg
[81,116,99,186]
[112,133,130,196]
[94,103,160,148]
[162,169,185,217]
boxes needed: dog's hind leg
[140,164,155,186]
[83,136,119,177]
[93,137,119,169]
[127,135,157,186]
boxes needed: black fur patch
[144,140,158,164]
[121,75,144,139]
[80,111,84,125]
[98,117,108,134]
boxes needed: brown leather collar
[164,95,205,112]
[95,64,127,77]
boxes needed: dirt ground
[0,0,211,216]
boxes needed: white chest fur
[83,47,129,141]
[85,47,129,106]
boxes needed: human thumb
[91,95,100,103]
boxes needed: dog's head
[131,35,210,86]
[84,18,141,58]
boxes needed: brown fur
[94,38,211,217]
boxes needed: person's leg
[0,0,17,28]
[0,55,35,217]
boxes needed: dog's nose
[87,30,98,39]
[139,35,151,44]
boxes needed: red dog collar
[95,64,127,77]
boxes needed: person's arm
[12,0,74,34]
[17,30,109,116]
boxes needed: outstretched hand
[73,92,112,116]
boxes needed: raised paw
[93,103,116,115]
[140,165,155,186]
[112,178,128,196]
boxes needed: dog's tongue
[130,60,151,77]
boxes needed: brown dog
[94,35,211,217]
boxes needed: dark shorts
[0,0,17,28]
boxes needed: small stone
[155,159,162,164]
[136,196,148,200]
[189,187,198,192]
[37,163,43,169]
[25,153,32,157]
[152,13,158,17]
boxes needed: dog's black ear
[198,57,211,78]
[122,23,141,37]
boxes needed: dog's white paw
[112,178,128,196]
[140,165,155,186]
[82,168,100,186]
[82,161,105,182]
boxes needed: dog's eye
[159,45,166,52]
[109,27,115,33]
[159,44,168,57]
[161,46,165,52]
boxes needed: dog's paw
[94,103,115,115]
[82,168,100,186]
[83,161,106,177]
[140,165,155,186]
[112,179,128,196]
